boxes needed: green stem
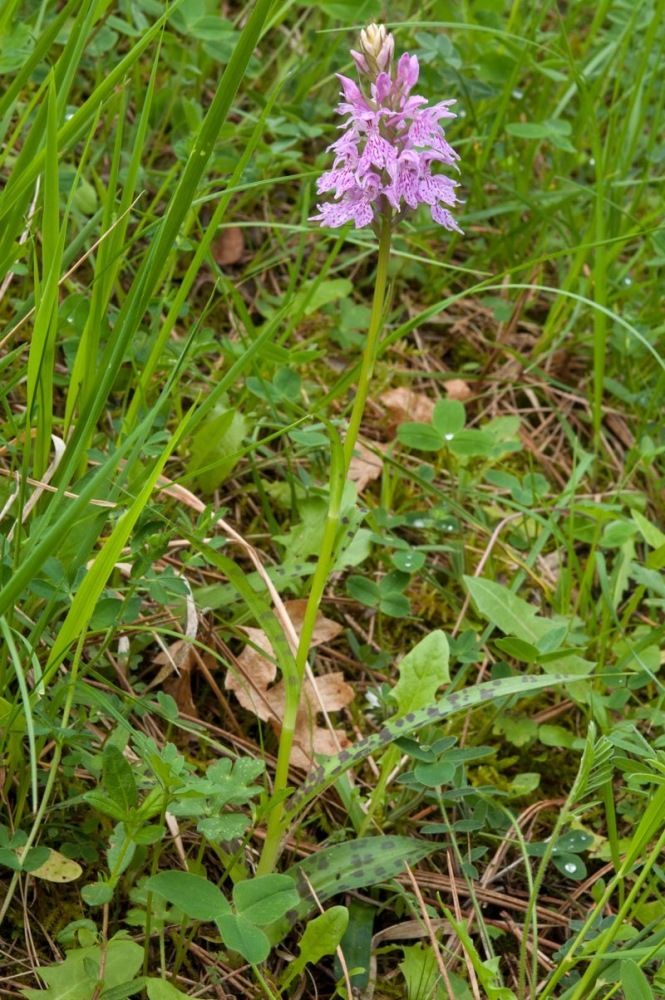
[257,214,393,875]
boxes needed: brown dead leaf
[212,226,244,266]
[348,441,384,492]
[225,607,352,767]
[445,378,472,402]
[380,387,435,427]
[282,600,344,644]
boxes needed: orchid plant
[259,24,463,874]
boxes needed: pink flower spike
[312,25,462,233]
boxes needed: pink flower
[311,27,463,233]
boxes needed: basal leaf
[390,630,450,715]
[146,872,231,921]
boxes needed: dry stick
[446,851,482,1000]
[403,861,456,998]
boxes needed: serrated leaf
[102,744,138,814]
[84,791,128,822]
[391,630,450,715]
[299,906,349,966]
[146,872,231,921]
[464,577,551,644]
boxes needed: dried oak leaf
[225,603,352,768]
[445,378,472,402]
[212,226,245,265]
[348,441,384,492]
[380,387,435,429]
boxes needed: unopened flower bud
[355,23,394,80]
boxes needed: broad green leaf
[102,745,138,813]
[20,938,143,1000]
[397,422,444,451]
[233,875,299,925]
[449,429,499,457]
[399,942,448,1000]
[146,872,231,921]
[146,980,191,1000]
[187,405,247,493]
[81,881,114,907]
[464,576,551,644]
[494,637,540,663]
[347,575,380,607]
[390,630,450,715]
[216,912,271,965]
[301,906,349,966]
[432,399,466,438]
[84,791,130,823]
[295,277,353,316]
[18,847,51,872]
[538,724,576,748]
[379,592,411,617]
[505,121,551,138]
[391,549,426,573]
[620,960,653,1000]
[632,510,665,549]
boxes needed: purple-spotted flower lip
[310,27,463,233]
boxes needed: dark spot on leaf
[404,712,416,723]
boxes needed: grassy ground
[1,0,664,997]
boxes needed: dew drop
[512,89,523,100]
[563,862,578,874]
